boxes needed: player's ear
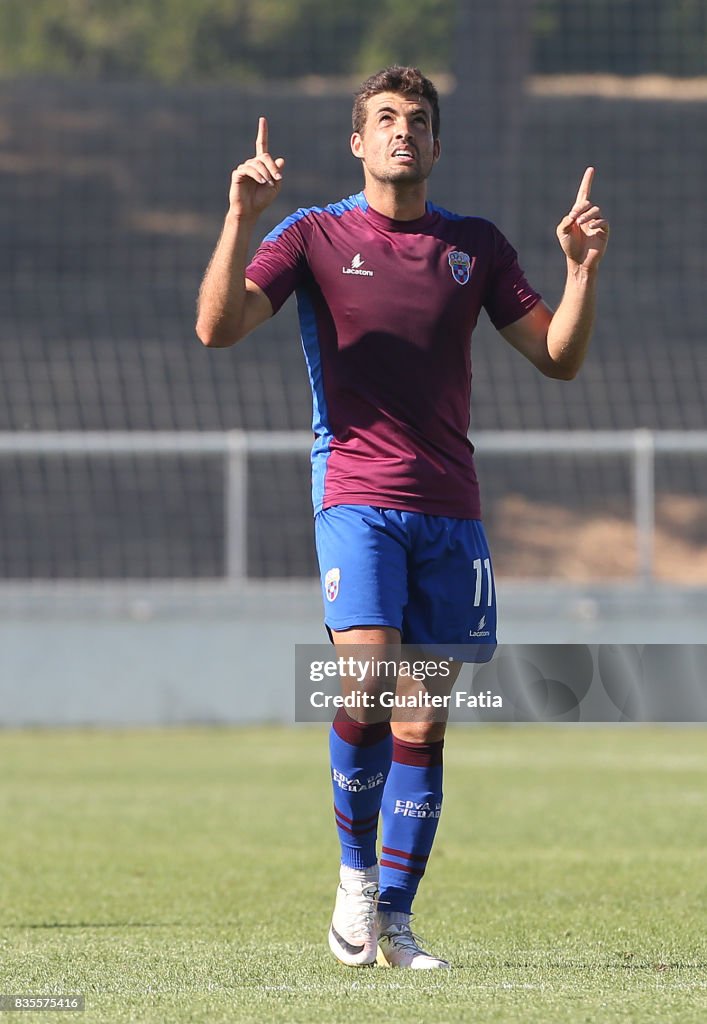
[350,132,364,161]
[433,138,441,163]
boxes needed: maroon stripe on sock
[379,858,426,877]
[335,820,378,838]
[392,737,444,767]
[331,708,391,749]
[333,708,391,747]
[334,806,379,827]
[381,845,429,863]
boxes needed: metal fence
[1,430,705,585]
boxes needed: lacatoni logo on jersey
[342,252,374,277]
[325,567,340,602]
[448,250,475,285]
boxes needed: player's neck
[363,182,428,221]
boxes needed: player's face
[351,92,440,186]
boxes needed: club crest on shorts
[325,567,340,602]
[448,250,475,285]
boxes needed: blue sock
[379,737,444,915]
[329,709,393,870]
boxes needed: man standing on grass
[196,66,609,968]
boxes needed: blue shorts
[314,505,497,661]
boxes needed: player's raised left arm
[501,167,609,380]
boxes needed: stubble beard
[370,157,433,188]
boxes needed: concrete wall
[1,582,705,726]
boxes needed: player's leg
[326,625,400,966]
[315,506,408,966]
[377,514,497,968]
[376,665,459,969]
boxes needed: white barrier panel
[1,583,706,726]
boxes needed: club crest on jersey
[325,567,340,602]
[448,250,475,285]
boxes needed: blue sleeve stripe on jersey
[426,200,467,222]
[263,192,367,244]
[295,287,333,515]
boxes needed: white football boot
[377,916,450,969]
[328,867,380,967]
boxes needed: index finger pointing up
[575,166,595,205]
[256,116,268,156]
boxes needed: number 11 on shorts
[472,557,493,607]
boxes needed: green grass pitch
[1,726,706,1023]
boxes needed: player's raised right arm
[196,117,285,348]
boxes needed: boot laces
[342,882,378,940]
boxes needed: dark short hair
[352,66,440,140]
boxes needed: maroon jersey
[246,191,540,518]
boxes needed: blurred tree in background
[533,0,707,76]
[0,0,452,80]
[0,0,704,81]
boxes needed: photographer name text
[309,690,503,709]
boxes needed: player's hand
[556,167,609,272]
[229,117,285,221]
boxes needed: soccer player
[196,66,609,968]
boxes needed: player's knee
[392,721,447,744]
